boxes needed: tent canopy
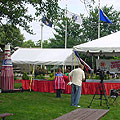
[73,31,120,56]
[11,48,79,65]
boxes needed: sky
[20,0,120,43]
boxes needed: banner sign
[96,59,120,73]
[2,59,12,66]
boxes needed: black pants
[56,89,61,98]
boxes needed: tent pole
[54,65,55,77]
[30,64,35,92]
[74,53,76,69]
[71,51,74,70]
[63,65,64,74]
[98,0,100,38]
[65,65,66,72]
[92,55,94,70]
[98,56,100,59]
[29,64,30,80]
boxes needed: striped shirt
[54,72,65,89]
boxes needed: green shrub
[14,76,17,80]
[105,74,111,80]
[116,76,120,79]
[35,74,45,79]
[49,76,55,80]
[91,73,96,79]
[95,75,100,79]
[50,73,54,77]
[22,72,29,80]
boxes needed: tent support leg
[54,65,55,77]
[63,65,64,74]
[92,55,94,70]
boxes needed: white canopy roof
[73,31,120,56]
[11,48,79,65]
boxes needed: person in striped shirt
[54,67,65,98]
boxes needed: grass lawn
[0,83,120,120]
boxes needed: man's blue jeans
[71,84,81,106]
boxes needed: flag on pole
[42,16,52,27]
[67,11,82,25]
[100,9,112,23]
[74,50,92,71]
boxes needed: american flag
[54,73,65,89]
[74,50,92,71]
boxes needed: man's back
[69,68,85,86]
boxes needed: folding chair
[108,89,119,105]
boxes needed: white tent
[11,48,79,65]
[73,31,120,56]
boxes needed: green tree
[0,24,24,47]
[82,6,120,41]
[35,40,49,48]
[0,0,96,34]
[47,18,85,48]
[0,0,65,47]
[22,40,35,48]
[0,0,64,33]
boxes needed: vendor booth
[11,48,79,92]
[73,31,120,73]
[73,31,120,57]
[11,48,79,65]
[11,32,120,95]
[72,31,120,95]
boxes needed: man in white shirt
[68,64,85,107]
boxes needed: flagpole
[65,0,67,49]
[97,0,100,64]
[65,21,67,49]
[98,0,100,38]
[40,20,44,69]
[41,22,43,49]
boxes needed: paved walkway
[55,108,109,120]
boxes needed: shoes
[71,105,81,108]
[56,96,61,98]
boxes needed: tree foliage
[0,0,63,34]
[47,18,85,48]
[82,6,120,41]
[0,24,24,47]
[22,40,35,48]
[0,0,64,47]
[32,0,64,23]
[0,0,33,33]
[35,40,49,48]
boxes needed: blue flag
[42,16,52,27]
[74,50,80,58]
[100,9,112,23]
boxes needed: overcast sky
[20,0,120,43]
